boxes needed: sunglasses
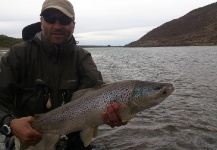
[42,15,74,25]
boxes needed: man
[0,0,126,149]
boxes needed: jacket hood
[22,22,77,45]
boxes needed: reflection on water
[0,46,217,150]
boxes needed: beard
[43,28,72,44]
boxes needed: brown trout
[30,80,174,148]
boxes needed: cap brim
[41,6,74,18]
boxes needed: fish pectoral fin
[80,127,98,147]
[120,109,136,122]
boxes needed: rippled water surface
[0,46,217,150]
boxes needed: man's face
[41,9,75,44]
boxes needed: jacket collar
[34,32,75,56]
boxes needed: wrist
[1,116,15,136]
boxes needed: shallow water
[0,46,217,150]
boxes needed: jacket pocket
[15,83,49,116]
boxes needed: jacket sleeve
[0,48,18,127]
[77,49,104,90]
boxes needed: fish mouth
[161,86,175,96]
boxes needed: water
[0,46,217,150]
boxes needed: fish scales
[29,80,174,148]
[32,80,136,134]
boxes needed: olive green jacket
[0,32,103,129]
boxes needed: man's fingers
[111,103,120,113]
[102,112,114,128]
[107,103,121,121]
[102,102,125,128]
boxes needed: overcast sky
[0,0,216,46]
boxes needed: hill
[0,34,23,48]
[126,2,217,47]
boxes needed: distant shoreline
[79,45,123,48]
[0,46,123,50]
[1,45,216,50]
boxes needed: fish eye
[154,85,162,90]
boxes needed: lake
[0,46,217,150]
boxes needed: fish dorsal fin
[80,127,99,147]
[102,80,112,84]
[71,88,92,101]
[71,83,110,101]
[34,113,44,120]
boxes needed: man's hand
[102,102,127,128]
[10,116,43,146]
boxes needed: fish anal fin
[93,126,98,138]
[80,127,98,147]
